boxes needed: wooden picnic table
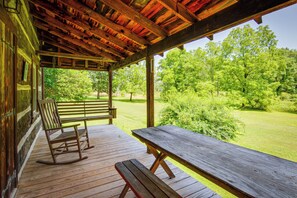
[132,125,297,198]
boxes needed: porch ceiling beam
[34,21,117,62]
[40,34,97,56]
[32,13,125,59]
[155,0,196,23]
[56,0,150,46]
[29,0,138,54]
[37,50,114,62]
[41,39,80,55]
[41,63,108,71]
[99,0,167,38]
[111,0,297,70]
[41,39,97,56]
[196,0,239,21]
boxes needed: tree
[44,68,92,101]
[158,48,209,98]
[274,48,297,95]
[88,71,108,99]
[114,63,146,101]
[44,68,58,98]
[220,25,280,109]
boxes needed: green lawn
[85,96,297,197]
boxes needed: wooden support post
[146,55,154,153]
[108,68,113,125]
[57,48,61,67]
[41,67,45,99]
[146,55,154,128]
[85,60,88,69]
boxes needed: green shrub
[270,95,297,113]
[158,92,243,140]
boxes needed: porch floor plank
[16,125,219,198]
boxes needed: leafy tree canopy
[44,68,92,101]
[114,63,146,101]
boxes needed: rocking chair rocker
[37,99,94,165]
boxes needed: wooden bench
[57,100,116,125]
[115,159,181,198]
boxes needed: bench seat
[57,100,116,125]
[115,159,181,198]
[61,115,113,123]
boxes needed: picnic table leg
[119,184,129,198]
[148,146,175,178]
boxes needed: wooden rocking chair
[37,99,94,165]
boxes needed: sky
[154,3,297,64]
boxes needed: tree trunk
[130,92,133,101]
[97,77,100,99]
[97,89,100,99]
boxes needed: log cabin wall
[0,1,40,195]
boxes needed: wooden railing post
[108,68,113,125]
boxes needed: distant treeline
[158,25,297,111]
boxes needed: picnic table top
[132,125,297,198]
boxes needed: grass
[84,96,297,197]
[231,110,297,162]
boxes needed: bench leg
[84,120,91,148]
[148,146,175,178]
[119,184,129,198]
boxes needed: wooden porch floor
[16,125,220,198]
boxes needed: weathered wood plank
[29,0,138,54]
[132,125,297,198]
[36,51,113,62]
[156,0,196,23]
[57,0,150,46]
[100,0,167,38]
[34,22,114,61]
[16,125,219,198]
[32,12,125,59]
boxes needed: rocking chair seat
[37,99,93,165]
[51,129,87,143]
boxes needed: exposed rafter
[40,34,97,56]
[41,62,108,71]
[29,0,139,54]
[57,0,150,46]
[32,13,125,59]
[26,0,296,72]
[112,0,297,70]
[34,21,118,61]
[197,0,238,20]
[37,51,115,62]
[41,40,80,55]
[100,0,167,38]
[156,0,196,23]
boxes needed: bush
[158,92,243,140]
[270,94,297,113]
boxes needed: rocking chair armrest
[61,124,81,129]
[47,124,81,131]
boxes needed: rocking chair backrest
[38,99,62,133]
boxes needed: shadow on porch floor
[16,125,219,198]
